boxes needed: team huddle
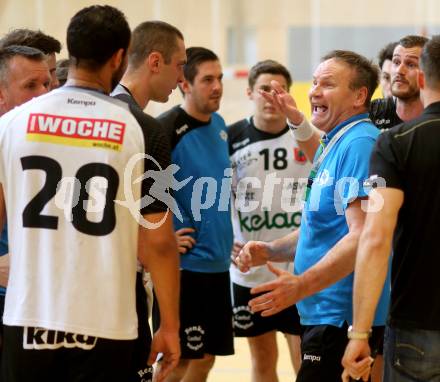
[0,4,438,382]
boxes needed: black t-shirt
[112,84,171,214]
[369,97,402,131]
[368,101,440,330]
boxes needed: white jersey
[229,118,312,287]
[0,87,148,340]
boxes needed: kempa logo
[232,137,250,150]
[176,124,189,135]
[303,354,321,362]
[67,98,96,107]
[374,118,391,126]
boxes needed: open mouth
[312,105,328,114]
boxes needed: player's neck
[421,88,440,109]
[182,101,211,123]
[120,72,150,109]
[65,68,112,94]
[395,96,424,122]
[253,114,286,134]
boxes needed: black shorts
[232,282,301,337]
[132,272,153,382]
[297,323,383,382]
[1,325,136,382]
[153,270,234,359]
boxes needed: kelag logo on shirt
[26,113,125,151]
[237,210,302,232]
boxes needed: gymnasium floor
[209,334,296,382]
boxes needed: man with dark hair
[377,41,398,98]
[236,50,387,382]
[0,29,62,89]
[0,5,179,381]
[55,58,69,86]
[127,21,184,73]
[229,59,308,381]
[342,35,440,382]
[114,20,186,106]
[66,5,130,88]
[157,47,234,382]
[180,47,219,85]
[247,59,292,89]
[111,20,185,382]
[378,42,397,71]
[369,34,427,131]
[0,43,51,369]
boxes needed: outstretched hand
[260,80,304,125]
[234,240,272,272]
[249,262,305,317]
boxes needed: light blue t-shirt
[160,108,233,273]
[295,113,389,326]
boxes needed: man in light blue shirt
[236,50,386,382]
[295,113,378,327]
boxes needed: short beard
[392,85,420,102]
[200,101,220,115]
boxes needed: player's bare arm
[138,212,180,380]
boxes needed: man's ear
[0,86,7,109]
[179,79,190,95]
[147,51,162,73]
[247,87,253,100]
[0,86,8,116]
[111,48,126,70]
[354,86,368,108]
